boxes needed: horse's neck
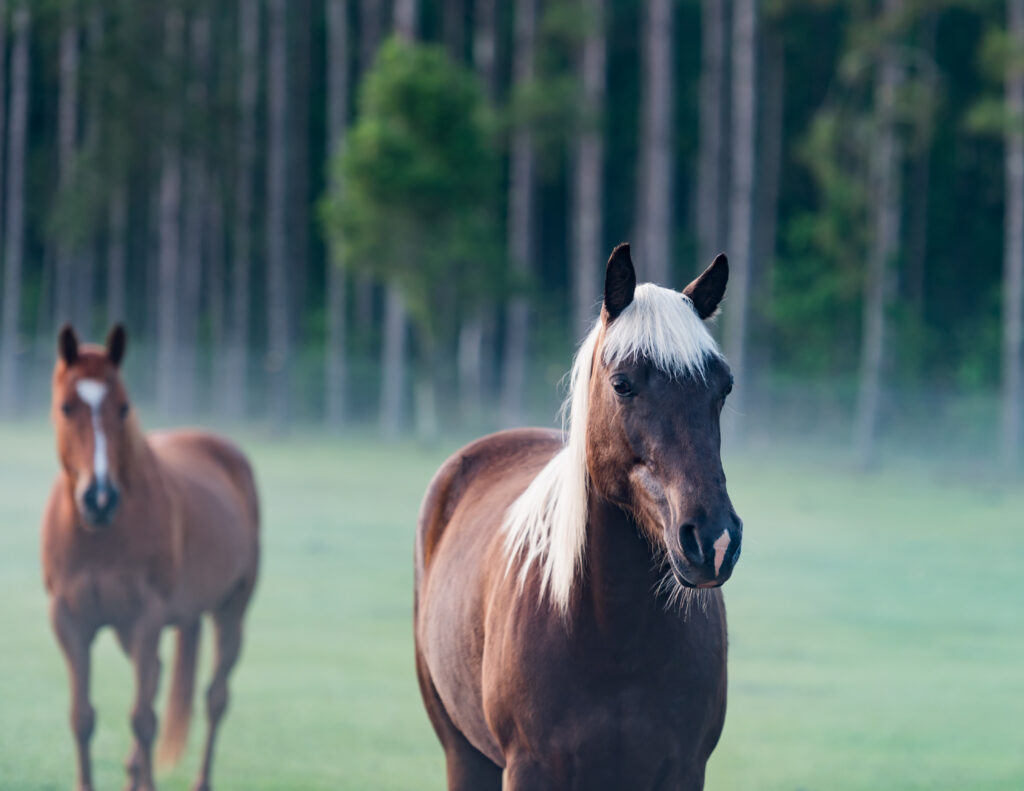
[120,422,164,491]
[581,492,664,629]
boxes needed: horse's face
[587,246,742,589]
[52,324,130,528]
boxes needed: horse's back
[150,430,260,614]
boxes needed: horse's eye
[723,382,733,398]
[61,402,74,417]
[119,403,130,419]
[611,375,634,397]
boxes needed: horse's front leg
[51,598,98,791]
[122,602,165,791]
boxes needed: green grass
[0,420,1022,790]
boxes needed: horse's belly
[169,518,253,619]
[417,552,505,764]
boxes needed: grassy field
[0,419,1022,790]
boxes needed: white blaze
[75,379,109,485]
[712,530,731,577]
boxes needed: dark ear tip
[607,242,632,267]
[106,323,128,366]
[604,243,637,320]
[713,252,728,267]
[58,323,80,364]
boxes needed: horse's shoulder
[423,429,561,518]
[416,428,562,576]
[40,478,72,592]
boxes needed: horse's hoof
[192,783,211,791]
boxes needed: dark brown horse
[415,244,742,790]
[41,325,260,791]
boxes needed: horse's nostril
[679,523,703,565]
[82,481,120,525]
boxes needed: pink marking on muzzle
[712,530,731,577]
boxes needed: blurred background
[0,0,1019,463]
[0,1,1023,790]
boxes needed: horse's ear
[106,323,127,368]
[603,243,636,321]
[58,324,80,366]
[683,253,728,319]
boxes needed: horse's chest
[58,568,152,626]
[483,616,727,783]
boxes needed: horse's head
[586,244,741,589]
[52,323,131,528]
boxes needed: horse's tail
[156,620,201,768]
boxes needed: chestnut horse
[415,244,742,790]
[42,325,260,791]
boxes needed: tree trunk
[635,0,672,284]
[156,9,183,416]
[394,0,416,41]
[355,0,384,329]
[325,0,349,427]
[905,12,937,313]
[456,0,499,420]
[724,0,757,439]
[360,0,383,71]
[696,0,729,270]
[380,287,407,437]
[444,0,465,59]
[147,188,161,355]
[473,0,497,97]
[500,0,538,427]
[752,22,783,381]
[34,252,55,351]
[54,12,79,328]
[290,0,312,359]
[854,0,904,468]
[225,0,259,418]
[414,327,439,442]
[107,186,127,324]
[571,0,606,339]
[456,318,483,420]
[379,0,417,437]
[179,11,211,415]
[0,7,30,414]
[207,184,225,368]
[0,0,8,244]
[1002,0,1024,468]
[74,8,104,337]
[266,0,291,430]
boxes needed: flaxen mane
[502,283,721,611]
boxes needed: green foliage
[774,2,942,376]
[322,38,502,343]
[506,0,594,173]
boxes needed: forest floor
[0,420,1022,790]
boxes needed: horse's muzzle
[80,479,121,527]
[669,516,742,588]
